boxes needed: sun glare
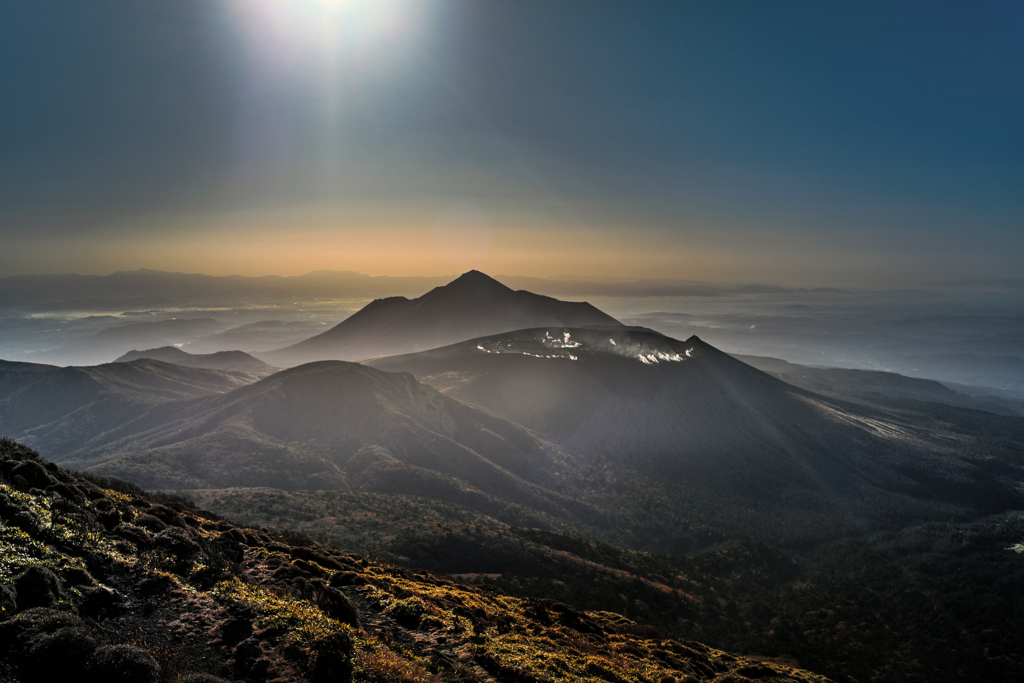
[227,0,420,65]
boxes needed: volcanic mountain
[261,270,622,367]
[368,326,1024,538]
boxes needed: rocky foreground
[0,439,829,683]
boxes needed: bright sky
[1,1,1021,286]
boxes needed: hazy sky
[1,1,1021,285]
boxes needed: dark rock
[89,644,161,683]
[14,566,66,611]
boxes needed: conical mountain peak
[443,270,512,294]
[263,272,622,365]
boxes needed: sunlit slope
[369,326,1024,517]
[0,358,255,456]
[262,270,621,367]
[64,362,588,519]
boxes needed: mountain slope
[60,362,590,522]
[115,346,274,376]
[0,358,256,456]
[368,326,1024,535]
[733,353,1024,416]
[262,271,622,367]
[0,440,832,683]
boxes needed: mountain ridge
[262,271,622,367]
[115,346,273,377]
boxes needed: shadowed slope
[262,271,621,367]
[114,346,275,385]
[63,362,587,521]
[369,327,1024,527]
[115,346,272,374]
[0,358,256,456]
[0,441,834,683]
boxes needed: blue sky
[1,1,1021,285]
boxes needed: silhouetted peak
[446,270,505,289]
[434,271,514,300]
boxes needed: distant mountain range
[2,271,1022,550]
[0,358,253,456]
[0,268,857,315]
[115,346,273,376]
[3,271,1022,683]
[2,337,1019,548]
[261,271,622,366]
[735,353,1024,416]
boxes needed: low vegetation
[191,486,1024,683]
[0,439,830,682]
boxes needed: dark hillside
[369,327,1024,534]
[0,440,830,683]
[0,359,256,457]
[59,362,590,524]
[189,486,1024,683]
[116,347,273,376]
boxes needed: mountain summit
[262,271,621,366]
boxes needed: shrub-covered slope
[0,440,828,683]
[187,487,1024,683]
